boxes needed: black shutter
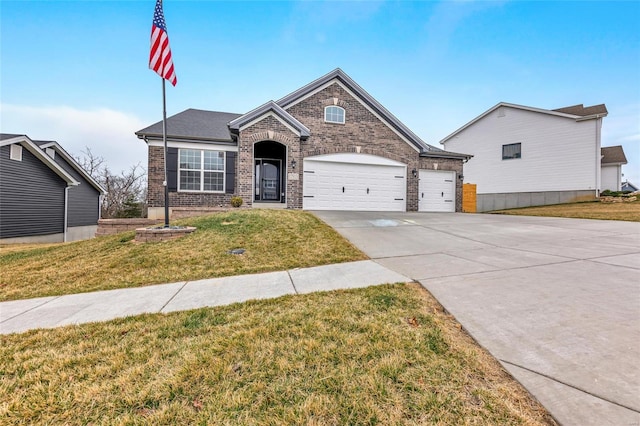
[225,151,236,194]
[167,148,178,192]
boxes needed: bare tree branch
[74,147,147,218]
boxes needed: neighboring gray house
[136,68,471,218]
[621,181,638,192]
[441,102,613,211]
[0,134,106,243]
[601,145,628,192]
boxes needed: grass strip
[490,200,640,222]
[0,210,366,301]
[0,284,555,425]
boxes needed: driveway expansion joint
[500,359,640,414]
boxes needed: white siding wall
[601,164,621,191]
[443,107,601,194]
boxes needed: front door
[255,159,281,202]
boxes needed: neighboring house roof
[622,181,638,192]
[34,140,107,194]
[440,102,609,145]
[0,133,24,141]
[135,109,242,143]
[228,101,311,139]
[553,104,608,116]
[601,145,628,165]
[0,134,79,186]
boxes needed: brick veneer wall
[237,116,301,208]
[96,219,162,236]
[148,146,234,209]
[238,82,464,211]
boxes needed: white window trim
[324,105,345,124]
[10,144,23,161]
[178,149,226,193]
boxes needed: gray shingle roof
[0,133,24,141]
[135,109,242,142]
[553,104,608,116]
[601,145,627,164]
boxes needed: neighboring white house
[440,102,615,212]
[600,146,628,192]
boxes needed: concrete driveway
[313,211,640,426]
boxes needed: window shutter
[167,148,178,192]
[225,152,236,194]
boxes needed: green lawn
[0,210,366,301]
[0,284,555,425]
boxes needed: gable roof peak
[276,68,441,153]
[228,100,311,139]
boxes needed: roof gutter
[420,151,473,160]
[138,133,237,145]
[575,113,608,122]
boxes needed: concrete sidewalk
[0,260,410,335]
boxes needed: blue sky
[2,0,639,184]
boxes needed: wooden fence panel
[462,184,477,213]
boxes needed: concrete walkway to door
[313,211,640,426]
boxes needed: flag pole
[162,77,170,228]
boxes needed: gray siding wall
[52,154,100,227]
[477,190,598,212]
[0,145,66,238]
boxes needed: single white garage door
[303,153,406,211]
[419,169,456,212]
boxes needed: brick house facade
[137,69,470,218]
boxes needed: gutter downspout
[596,117,602,196]
[64,186,70,242]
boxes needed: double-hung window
[502,143,521,160]
[179,149,225,192]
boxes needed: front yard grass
[490,199,640,222]
[0,283,555,425]
[0,209,366,301]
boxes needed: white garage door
[419,170,456,212]
[303,154,406,211]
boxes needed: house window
[324,105,345,124]
[502,143,521,160]
[10,144,22,161]
[179,149,225,192]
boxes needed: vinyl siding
[51,154,100,227]
[0,145,66,238]
[443,107,601,194]
[601,164,621,191]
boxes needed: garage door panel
[419,170,456,212]
[303,158,406,211]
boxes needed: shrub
[230,196,243,208]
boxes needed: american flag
[149,0,177,86]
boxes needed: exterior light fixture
[411,168,417,178]
[291,159,297,170]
